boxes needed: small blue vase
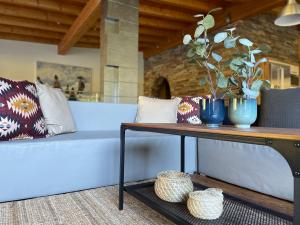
[229,98,257,128]
[200,99,225,128]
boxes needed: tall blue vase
[228,98,257,128]
[200,99,225,128]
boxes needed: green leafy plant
[227,40,271,98]
[183,9,270,99]
[183,9,231,99]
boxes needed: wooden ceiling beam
[0,2,98,33]
[0,2,76,25]
[0,15,99,37]
[0,0,82,16]
[139,26,173,37]
[0,32,97,48]
[139,34,161,43]
[144,0,286,58]
[0,32,59,44]
[58,0,101,54]
[80,35,99,43]
[139,3,196,22]
[0,23,100,43]
[75,42,99,48]
[0,23,62,39]
[139,17,189,30]
[0,15,69,32]
[222,0,285,22]
[64,0,88,4]
[143,0,219,12]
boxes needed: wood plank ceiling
[0,0,286,57]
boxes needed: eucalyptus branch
[183,10,270,100]
[207,44,215,59]
[204,62,217,98]
[195,59,215,97]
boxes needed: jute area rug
[0,186,173,225]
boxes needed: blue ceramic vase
[228,98,257,128]
[200,99,225,128]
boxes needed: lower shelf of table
[125,182,293,225]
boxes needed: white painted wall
[0,39,144,99]
[0,39,101,93]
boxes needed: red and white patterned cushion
[0,77,48,141]
[177,96,202,125]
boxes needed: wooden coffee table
[118,123,300,225]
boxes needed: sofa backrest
[68,101,137,131]
[259,88,300,128]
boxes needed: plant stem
[203,30,217,98]
[195,60,216,98]
[205,63,217,99]
[207,44,214,59]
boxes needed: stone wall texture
[144,13,299,97]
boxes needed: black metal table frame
[118,124,300,225]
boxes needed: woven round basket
[154,170,193,203]
[187,188,224,220]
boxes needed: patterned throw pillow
[0,78,48,141]
[177,96,202,125]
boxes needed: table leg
[119,127,126,210]
[181,136,185,173]
[294,176,300,225]
[268,140,300,224]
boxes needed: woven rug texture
[0,186,173,225]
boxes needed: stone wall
[144,13,299,97]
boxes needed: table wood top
[122,123,300,141]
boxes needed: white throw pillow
[36,82,76,135]
[136,96,181,123]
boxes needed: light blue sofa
[198,88,296,202]
[0,101,294,203]
[0,101,197,202]
[198,139,293,201]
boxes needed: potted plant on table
[183,10,270,128]
[183,9,231,127]
[226,40,271,128]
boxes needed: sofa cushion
[0,78,48,141]
[0,130,197,202]
[68,101,137,131]
[136,96,180,123]
[177,96,202,124]
[13,130,176,143]
[36,82,76,135]
[259,88,300,128]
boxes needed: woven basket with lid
[187,188,224,220]
[154,170,193,203]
